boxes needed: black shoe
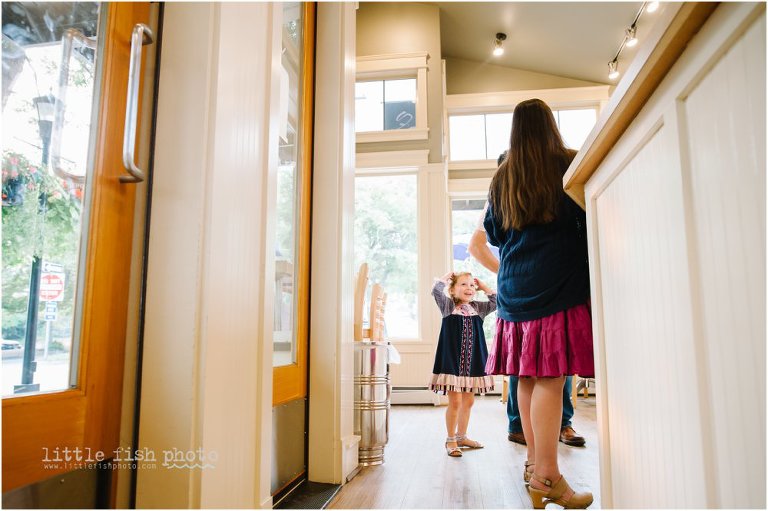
[507,431,527,445]
[559,426,586,447]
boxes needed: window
[355,79,417,132]
[553,108,598,150]
[449,113,512,161]
[448,107,598,161]
[355,52,429,143]
[451,199,498,345]
[354,174,418,339]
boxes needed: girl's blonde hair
[448,272,473,305]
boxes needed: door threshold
[274,481,341,509]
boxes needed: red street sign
[40,273,65,301]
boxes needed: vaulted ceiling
[437,2,666,84]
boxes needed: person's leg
[559,376,586,447]
[528,376,592,508]
[456,391,484,448]
[561,376,573,428]
[528,377,570,496]
[518,377,536,466]
[446,391,460,441]
[508,375,522,432]
[456,391,474,436]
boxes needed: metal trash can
[353,340,390,466]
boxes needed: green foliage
[354,175,418,298]
[2,151,83,340]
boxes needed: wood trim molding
[563,2,719,208]
[357,52,429,76]
[448,160,497,171]
[356,149,429,169]
[446,85,611,114]
[356,127,429,143]
[448,177,492,197]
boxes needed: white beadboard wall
[309,2,358,484]
[680,13,766,507]
[594,123,706,508]
[139,3,277,508]
[585,4,765,508]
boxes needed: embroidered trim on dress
[428,374,495,393]
[458,316,473,376]
[452,303,478,316]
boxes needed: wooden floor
[329,394,601,509]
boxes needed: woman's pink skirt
[485,302,595,378]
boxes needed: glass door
[271,2,315,500]
[2,2,153,494]
[272,1,314,407]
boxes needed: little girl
[429,271,497,457]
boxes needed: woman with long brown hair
[484,98,594,509]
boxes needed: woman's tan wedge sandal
[527,473,593,509]
[523,461,535,483]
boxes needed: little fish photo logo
[162,447,217,470]
[42,446,217,471]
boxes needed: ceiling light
[625,26,638,47]
[608,60,620,80]
[646,1,660,13]
[493,32,506,57]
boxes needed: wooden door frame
[273,2,316,407]
[2,2,151,493]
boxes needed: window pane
[2,2,101,396]
[557,108,597,150]
[383,79,416,130]
[485,113,513,160]
[449,115,486,160]
[451,199,498,346]
[273,1,304,367]
[355,81,383,132]
[354,175,418,339]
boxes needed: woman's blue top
[483,194,590,322]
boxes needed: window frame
[356,52,430,143]
[445,85,611,170]
[354,163,422,342]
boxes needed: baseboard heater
[391,386,501,405]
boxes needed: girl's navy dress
[428,280,497,394]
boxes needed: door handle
[120,23,153,184]
[50,28,97,184]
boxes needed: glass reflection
[273,2,303,367]
[2,2,101,396]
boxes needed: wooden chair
[354,263,387,342]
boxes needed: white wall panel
[140,3,277,507]
[595,124,707,508]
[585,4,765,508]
[681,14,766,507]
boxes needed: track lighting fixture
[608,60,620,80]
[625,25,638,47]
[606,2,658,80]
[493,32,506,56]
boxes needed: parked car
[2,340,23,359]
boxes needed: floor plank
[329,394,601,509]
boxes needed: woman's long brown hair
[489,99,577,231]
